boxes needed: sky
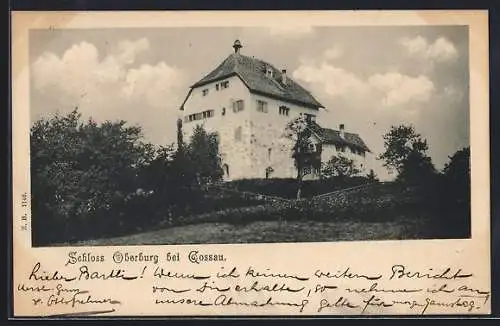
[29,25,469,180]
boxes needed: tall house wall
[321,143,373,175]
[248,92,320,179]
[181,75,253,180]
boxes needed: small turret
[233,39,242,54]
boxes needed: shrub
[31,109,154,245]
[223,176,370,199]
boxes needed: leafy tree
[396,149,437,186]
[186,124,224,185]
[30,108,153,244]
[435,147,471,237]
[442,146,470,211]
[442,146,470,203]
[137,144,177,192]
[284,116,321,199]
[378,125,429,174]
[321,154,361,179]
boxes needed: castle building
[179,40,371,180]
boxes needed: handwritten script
[15,261,490,316]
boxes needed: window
[233,100,245,113]
[221,81,229,89]
[216,84,220,91]
[257,100,268,113]
[223,164,230,178]
[268,148,272,161]
[308,143,316,152]
[304,113,316,122]
[265,166,274,179]
[266,67,273,78]
[234,126,242,142]
[185,110,214,123]
[222,107,226,116]
[202,89,209,96]
[279,106,290,116]
[202,110,214,119]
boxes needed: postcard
[11,10,490,317]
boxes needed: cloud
[443,84,465,102]
[293,63,368,98]
[293,59,434,108]
[32,39,187,143]
[323,45,344,60]
[123,62,186,108]
[116,38,150,65]
[400,36,458,62]
[292,47,440,181]
[368,72,435,107]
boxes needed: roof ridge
[190,50,324,109]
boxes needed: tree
[186,124,224,186]
[176,118,184,151]
[284,116,321,199]
[137,143,177,192]
[442,147,470,208]
[396,149,436,186]
[439,146,471,237]
[367,169,379,182]
[321,154,361,179]
[30,108,154,244]
[378,125,429,174]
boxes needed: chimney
[233,39,242,54]
[339,124,345,138]
[281,69,287,85]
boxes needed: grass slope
[74,216,432,246]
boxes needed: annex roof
[309,122,371,153]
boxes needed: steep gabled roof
[189,53,324,109]
[309,121,371,153]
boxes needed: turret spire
[233,39,242,54]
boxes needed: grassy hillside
[76,217,434,246]
[65,180,457,246]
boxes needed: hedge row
[222,176,371,199]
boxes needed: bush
[223,176,371,199]
[31,109,154,245]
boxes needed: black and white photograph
[29,25,471,247]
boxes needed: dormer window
[202,89,209,96]
[266,67,273,78]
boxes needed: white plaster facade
[179,41,372,180]
[181,75,320,180]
